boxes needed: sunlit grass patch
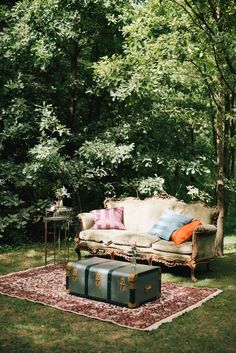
[0,235,235,353]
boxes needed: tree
[94,0,236,255]
[171,0,236,255]
[0,0,128,244]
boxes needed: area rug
[0,265,222,331]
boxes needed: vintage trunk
[66,257,161,308]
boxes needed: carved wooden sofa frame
[75,195,218,281]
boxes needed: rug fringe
[0,290,142,330]
[0,288,223,331]
[146,288,223,331]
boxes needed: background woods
[0,0,235,253]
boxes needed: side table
[44,207,72,266]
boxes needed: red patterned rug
[0,265,222,331]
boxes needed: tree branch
[172,0,204,33]
[211,43,234,93]
[207,0,219,21]
[173,0,234,93]
[183,59,220,109]
[206,0,236,77]
[183,0,215,36]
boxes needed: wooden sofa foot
[75,247,81,260]
[190,263,197,282]
[75,235,81,260]
[191,271,197,282]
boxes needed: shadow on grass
[158,252,236,288]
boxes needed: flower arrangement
[51,185,71,211]
[55,186,71,200]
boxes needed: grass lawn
[0,234,236,353]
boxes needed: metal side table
[44,207,72,266]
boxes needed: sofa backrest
[104,195,218,233]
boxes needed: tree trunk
[230,93,235,178]
[231,122,235,177]
[215,88,225,256]
[68,42,79,129]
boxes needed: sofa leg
[75,236,81,260]
[75,246,81,260]
[190,265,197,282]
[188,259,197,281]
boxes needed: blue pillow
[148,209,193,241]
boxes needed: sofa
[75,194,219,281]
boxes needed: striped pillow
[148,209,193,241]
[90,207,126,230]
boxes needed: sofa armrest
[75,213,94,260]
[77,212,94,231]
[192,224,217,261]
[194,224,217,234]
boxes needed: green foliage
[79,139,134,171]
[0,0,129,243]
[94,0,235,204]
[0,0,235,245]
[137,176,165,197]
[186,185,213,204]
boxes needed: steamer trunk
[66,257,161,308]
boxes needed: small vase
[56,198,63,208]
[130,256,136,271]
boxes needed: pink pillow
[90,207,126,230]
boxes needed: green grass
[0,235,236,353]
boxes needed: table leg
[58,227,61,263]
[53,222,56,265]
[67,221,70,262]
[44,220,48,266]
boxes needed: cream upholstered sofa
[75,195,218,281]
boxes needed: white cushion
[80,229,160,247]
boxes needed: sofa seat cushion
[80,229,122,245]
[152,239,192,254]
[111,232,160,248]
[80,229,160,247]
